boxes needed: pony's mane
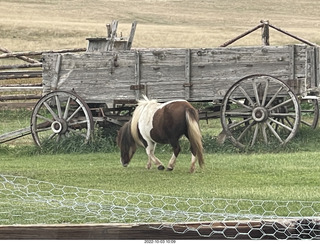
[137,95,158,106]
[131,95,158,146]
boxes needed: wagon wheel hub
[252,106,268,122]
[51,119,68,134]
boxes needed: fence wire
[0,174,319,239]
[1,28,320,239]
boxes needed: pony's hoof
[166,168,173,171]
[158,165,165,170]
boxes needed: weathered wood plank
[41,44,318,105]
[0,70,42,80]
[0,219,314,240]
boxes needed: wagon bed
[42,44,319,105]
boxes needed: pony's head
[116,121,137,167]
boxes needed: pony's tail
[186,108,204,168]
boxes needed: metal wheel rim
[30,91,94,147]
[221,74,301,148]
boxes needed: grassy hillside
[0,0,319,51]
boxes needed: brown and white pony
[117,96,204,173]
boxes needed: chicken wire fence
[0,174,319,240]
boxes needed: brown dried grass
[0,0,319,51]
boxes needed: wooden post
[106,20,118,51]
[106,24,111,38]
[184,49,192,100]
[51,54,62,91]
[261,20,270,46]
[134,51,141,99]
[126,21,137,50]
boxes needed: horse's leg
[146,150,152,170]
[190,154,197,173]
[189,141,197,173]
[167,141,181,171]
[146,143,165,170]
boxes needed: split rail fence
[0,47,85,108]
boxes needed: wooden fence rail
[0,219,319,240]
[0,46,85,108]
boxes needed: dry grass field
[0,0,319,51]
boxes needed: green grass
[1,108,320,202]
[1,130,320,201]
[1,112,320,224]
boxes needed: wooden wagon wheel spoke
[63,97,71,120]
[268,98,294,111]
[266,121,284,143]
[66,106,82,123]
[34,127,52,133]
[221,74,300,149]
[300,120,313,127]
[68,120,90,126]
[55,95,63,119]
[265,86,283,108]
[251,123,259,147]
[252,81,261,106]
[43,101,59,121]
[48,134,55,141]
[268,117,293,132]
[237,121,255,142]
[239,86,255,106]
[225,111,252,116]
[284,117,294,128]
[261,79,269,106]
[36,114,54,123]
[261,123,268,144]
[229,98,253,110]
[270,113,296,130]
[31,91,94,147]
[228,117,253,130]
[299,98,319,129]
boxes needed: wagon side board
[42,45,319,107]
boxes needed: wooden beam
[220,23,263,47]
[0,219,313,240]
[0,94,41,101]
[0,46,40,64]
[126,21,138,50]
[0,71,42,80]
[268,23,319,47]
[0,62,42,70]
[0,48,86,59]
[0,86,42,92]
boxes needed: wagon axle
[51,120,68,134]
[252,107,269,122]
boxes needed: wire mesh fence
[0,174,319,239]
[0,108,34,145]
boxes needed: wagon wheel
[221,74,301,148]
[299,97,319,129]
[31,91,94,147]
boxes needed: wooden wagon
[3,21,320,149]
